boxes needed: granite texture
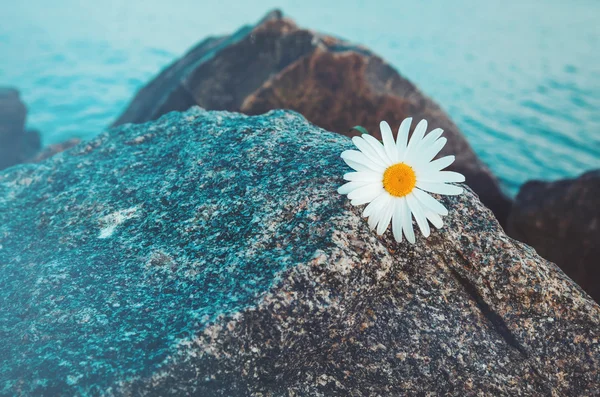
[0,87,41,170]
[1,108,598,396]
[112,10,512,227]
[31,138,82,164]
[507,170,600,303]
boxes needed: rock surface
[30,138,82,163]
[1,108,598,396]
[0,87,41,170]
[113,10,512,227]
[507,170,600,302]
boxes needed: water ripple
[1,0,599,195]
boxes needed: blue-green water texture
[1,0,599,195]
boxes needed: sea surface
[1,0,599,195]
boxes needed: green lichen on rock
[0,108,599,396]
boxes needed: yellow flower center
[383,163,417,197]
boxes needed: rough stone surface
[1,108,598,396]
[507,170,600,302]
[30,138,82,163]
[0,87,41,170]
[113,10,512,227]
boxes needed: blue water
[1,0,599,195]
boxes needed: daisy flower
[338,118,465,244]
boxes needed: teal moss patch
[0,108,353,394]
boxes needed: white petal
[403,119,428,161]
[400,197,415,244]
[380,121,399,163]
[396,117,412,159]
[368,194,391,230]
[338,181,370,195]
[352,137,389,168]
[376,200,394,235]
[343,158,373,172]
[341,150,385,173]
[363,192,388,218]
[417,128,444,150]
[421,155,455,173]
[343,171,383,183]
[414,137,447,166]
[368,211,380,230]
[416,181,464,195]
[406,193,430,237]
[392,200,403,242]
[348,185,384,205]
[412,188,449,215]
[362,134,393,166]
[424,209,444,229]
[420,170,465,183]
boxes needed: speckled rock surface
[112,10,512,227]
[1,108,598,396]
[0,87,41,170]
[30,138,82,164]
[507,170,600,303]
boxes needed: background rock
[1,108,598,396]
[507,170,600,302]
[113,10,512,227]
[0,87,81,171]
[0,87,41,170]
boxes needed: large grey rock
[1,108,598,396]
[0,87,41,170]
[507,170,600,302]
[113,10,512,227]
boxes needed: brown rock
[30,138,81,163]
[0,87,41,170]
[507,170,600,302]
[113,10,512,227]
[0,88,81,170]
